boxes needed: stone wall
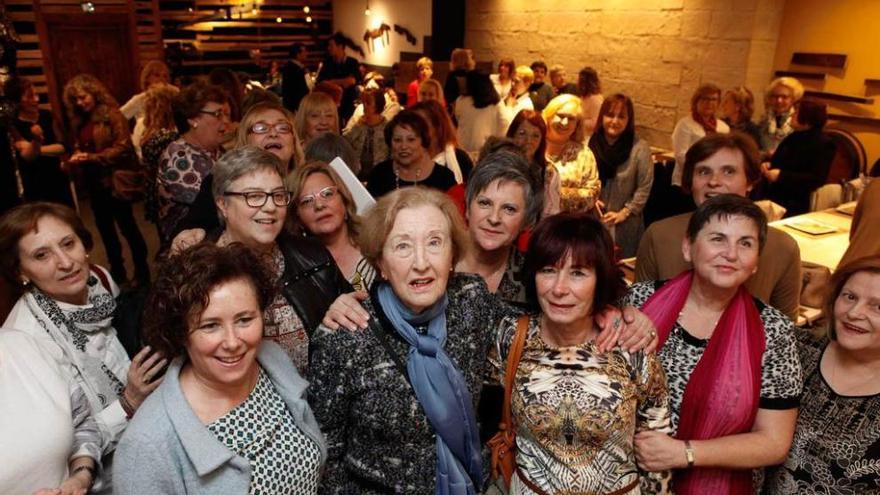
[465,0,786,148]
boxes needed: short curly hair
[143,242,276,359]
[172,81,230,134]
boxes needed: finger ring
[613,318,621,329]
[649,331,657,338]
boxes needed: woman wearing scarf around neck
[759,77,803,156]
[628,194,801,495]
[309,187,660,494]
[671,84,730,187]
[591,93,654,258]
[0,202,166,493]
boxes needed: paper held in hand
[329,157,376,215]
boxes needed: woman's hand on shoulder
[169,228,206,255]
[594,305,658,353]
[321,291,370,331]
[124,346,167,410]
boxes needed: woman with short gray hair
[456,150,542,305]
[200,146,350,372]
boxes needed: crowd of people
[0,29,878,495]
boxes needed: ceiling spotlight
[276,16,283,23]
[303,6,310,14]
[306,15,312,23]
[187,7,193,13]
[80,1,95,13]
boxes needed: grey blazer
[113,341,326,494]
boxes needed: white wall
[333,0,432,67]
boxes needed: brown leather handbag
[488,314,530,491]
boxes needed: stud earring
[21,278,30,287]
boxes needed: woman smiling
[542,94,600,212]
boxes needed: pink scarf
[641,271,765,495]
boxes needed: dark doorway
[40,13,139,125]
[430,0,465,61]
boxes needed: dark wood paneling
[774,70,826,81]
[828,113,880,126]
[791,52,847,69]
[804,90,874,104]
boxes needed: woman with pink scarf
[628,194,801,494]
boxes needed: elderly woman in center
[490,212,672,494]
[310,187,662,494]
[114,242,326,494]
[759,76,804,155]
[629,194,801,494]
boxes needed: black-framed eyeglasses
[224,190,292,207]
[199,108,230,119]
[249,121,294,135]
[297,186,338,209]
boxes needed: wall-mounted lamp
[365,0,371,16]
[80,1,95,13]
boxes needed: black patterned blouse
[208,369,322,495]
[763,332,880,494]
[308,273,519,494]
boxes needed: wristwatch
[684,440,695,468]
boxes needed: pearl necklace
[394,166,422,189]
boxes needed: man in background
[282,42,310,112]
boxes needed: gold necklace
[394,166,422,189]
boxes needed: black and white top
[763,332,880,494]
[625,281,802,430]
[208,369,321,495]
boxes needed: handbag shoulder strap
[500,315,531,433]
[90,263,111,293]
[368,316,411,386]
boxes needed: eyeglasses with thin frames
[199,108,230,119]
[224,190,292,208]
[250,121,294,135]
[297,186,338,209]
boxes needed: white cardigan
[454,96,507,155]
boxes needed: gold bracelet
[684,440,695,468]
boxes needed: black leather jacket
[276,233,352,335]
[206,230,352,335]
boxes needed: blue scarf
[376,283,483,494]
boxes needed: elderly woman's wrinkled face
[547,101,579,143]
[379,204,454,314]
[17,215,90,305]
[833,271,880,354]
[305,106,337,142]
[535,253,596,329]
[296,172,346,237]
[217,168,288,249]
[512,121,543,160]
[467,179,528,253]
[768,85,795,114]
[185,277,263,390]
[246,109,295,165]
[682,214,760,292]
[188,100,230,151]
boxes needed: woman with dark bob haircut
[365,109,457,198]
[490,212,672,494]
[765,254,880,492]
[115,242,326,494]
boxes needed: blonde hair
[416,57,433,70]
[418,79,445,104]
[62,74,118,129]
[142,83,178,144]
[723,86,755,122]
[514,65,535,86]
[294,92,339,143]
[235,101,303,174]
[285,160,360,238]
[542,94,585,143]
[357,187,470,269]
[766,77,805,102]
[139,60,171,91]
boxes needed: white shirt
[454,96,507,155]
[671,115,730,186]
